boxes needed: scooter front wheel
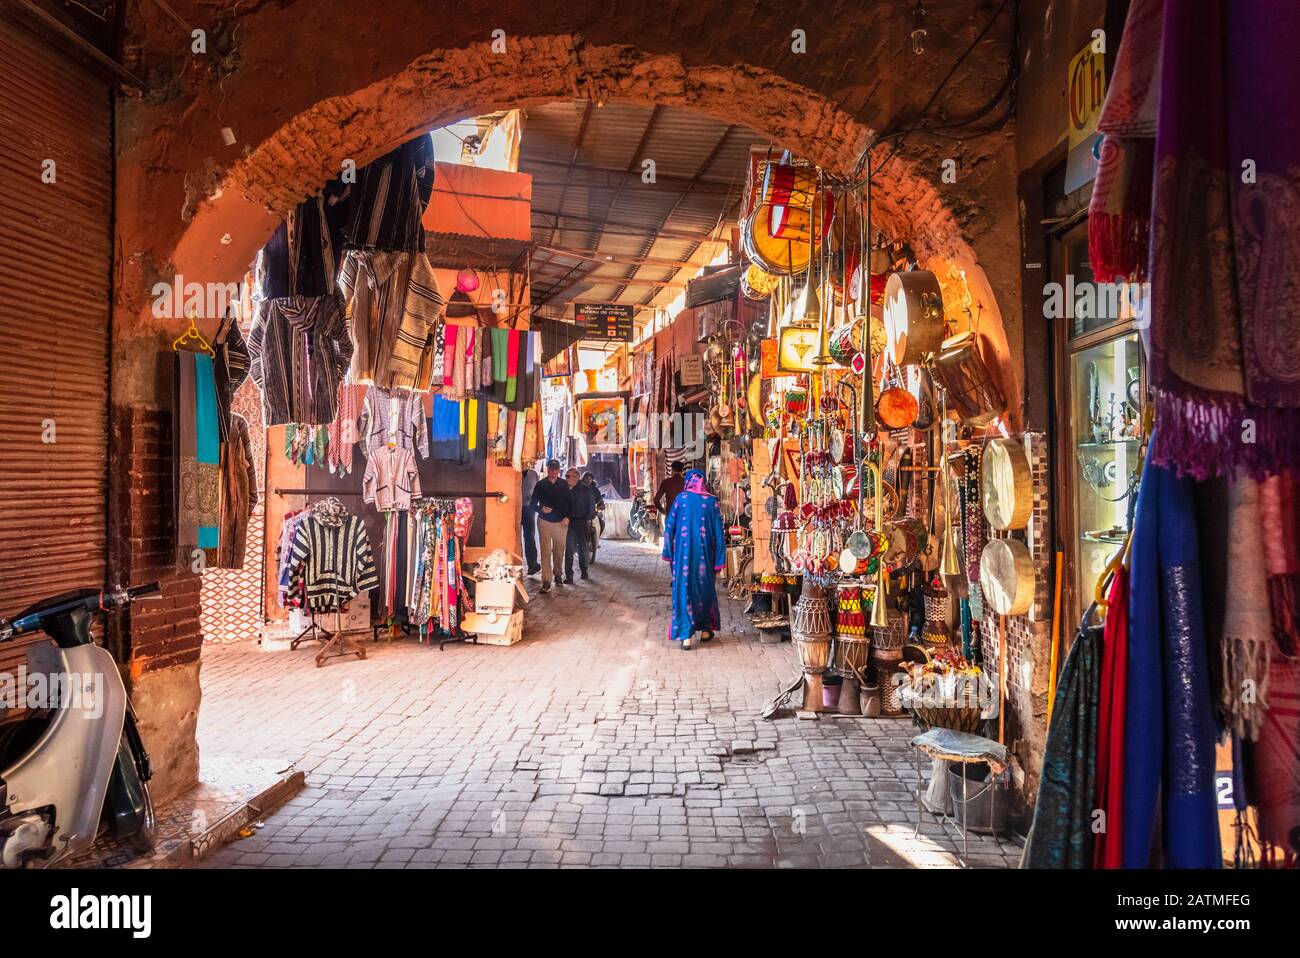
[126,786,156,855]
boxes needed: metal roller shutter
[0,18,112,630]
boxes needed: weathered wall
[111,1,1026,794]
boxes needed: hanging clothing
[287,510,378,612]
[429,395,462,461]
[1093,0,1300,478]
[660,470,726,642]
[363,445,422,512]
[215,413,258,569]
[326,382,367,476]
[248,295,352,426]
[212,313,250,443]
[257,182,349,298]
[1093,567,1130,869]
[338,249,445,390]
[358,386,429,459]
[174,348,222,568]
[340,134,436,253]
[1023,607,1104,868]
[277,509,308,607]
[1123,455,1221,868]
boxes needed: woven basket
[923,590,951,623]
[903,676,984,732]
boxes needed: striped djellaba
[287,513,379,612]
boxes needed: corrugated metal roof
[519,99,770,319]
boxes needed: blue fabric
[1123,455,1221,868]
[193,353,220,549]
[430,397,460,461]
[660,470,725,641]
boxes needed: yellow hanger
[172,308,215,358]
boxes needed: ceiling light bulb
[911,2,927,54]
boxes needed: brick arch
[158,37,1012,406]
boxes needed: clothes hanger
[172,307,216,358]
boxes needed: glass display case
[1069,334,1143,611]
[1052,220,1147,628]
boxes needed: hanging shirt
[363,446,422,512]
[248,295,353,426]
[358,386,429,458]
[288,512,379,612]
[339,135,436,253]
[257,182,349,298]
[338,250,445,390]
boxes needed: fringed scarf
[1091,0,1300,479]
[1220,477,1273,739]
[1260,472,1300,657]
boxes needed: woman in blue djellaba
[660,469,726,650]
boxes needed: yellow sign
[1065,38,1106,193]
[1068,41,1106,148]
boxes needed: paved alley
[197,540,1019,868]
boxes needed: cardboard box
[463,609,524,646]
[474,578,517,613]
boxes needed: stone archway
[112,28,1022,800]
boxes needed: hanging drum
[980,538,1034,615]
[931,332,1006,426]
[740,161,826,276]
[982,438,1032,530]
[741,263,780,301]
[883,270,946,366]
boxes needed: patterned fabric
[288,512,378,612]
[661,469,726,641]
[338,250,445,389]
[362,446,422,512]
[257,183,349,298]
[326,382,367,476]
[340,134,435,253]
[215,413,258,569]
[248,295,352,426]
[175,349,222,568]
[357,386,429,458]
[1024,616,1102,868]
[213,313,251,444]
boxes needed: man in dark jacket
[564,467,599,582]
[530,459,571,593]
[653,461,687,542]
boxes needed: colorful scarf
[1220,477,1273,740]
[1123,454,1221,868]
[175,349,222,567]
[1024,614,1103,868]
[1260,472,1300,657]
[1093,567,1129,868]
[1095,0,1300,478]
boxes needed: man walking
[520,465,540,575]
[653,460,687,544]
[565,467,598,582]
[530,459,570,593]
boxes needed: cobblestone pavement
[198,540,1019,868]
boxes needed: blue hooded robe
[661,469,726,641]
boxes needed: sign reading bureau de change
[575,303,635,342]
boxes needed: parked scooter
[629,492,657,544]
[0,582,160,868]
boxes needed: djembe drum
[791,581,833,711]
